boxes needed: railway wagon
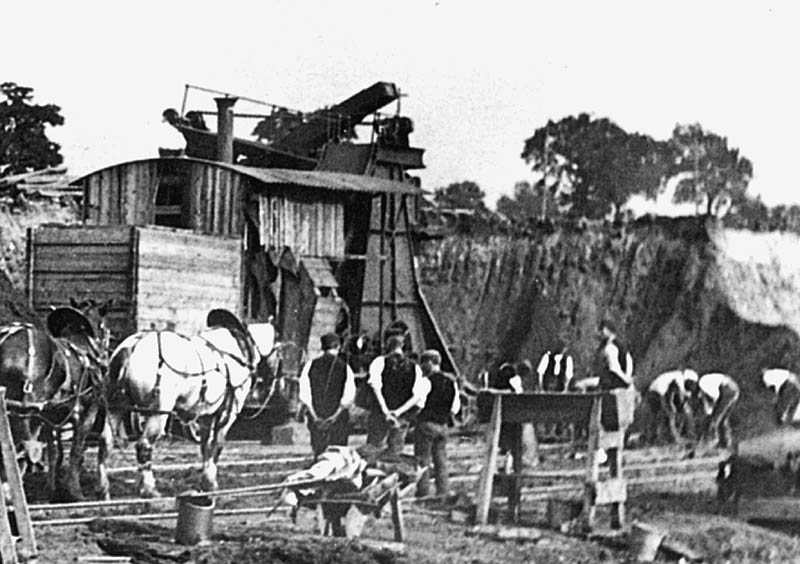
[26,224,242,342]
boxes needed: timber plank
[740,497,800,522]
[32,226,133,245]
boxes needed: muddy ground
[24,433,800,564]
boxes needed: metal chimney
[215,96,238,163]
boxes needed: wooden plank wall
[28,225,136,338]
[84,161,159,225]
[258,193,344,258]
[190,164,242,236]
[82,160,242,236]
[135,227,241,336]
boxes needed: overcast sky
[5,1,798,208]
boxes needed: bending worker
[414,349,460,498]
[645,369,698,444]
[297,332,356,458]
[695,372,740,449]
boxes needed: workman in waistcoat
[414,349,461,498]
[537,344,574,392]
[488,362,523,472]
[598,321,634,391]
[537,343,575,439]
[366,335,427,455]
[298,332,356,457]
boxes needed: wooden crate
[27,225,242,342]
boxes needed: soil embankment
[0,202,79,325]
[419,216,800,438]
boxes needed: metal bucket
[175,491,215,546]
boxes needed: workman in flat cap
[298,332,356,457]
[415,349,460,498]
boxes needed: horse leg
[42,426,60,501]
[200,422,219,492]
[61,404,99,501]
[200,413,237,492]
[97,410,118,501]
[137,414,169,498]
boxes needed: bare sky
[5,1,798,208]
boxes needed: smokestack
[215,96,238,163]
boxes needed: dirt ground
[24,433,800,564]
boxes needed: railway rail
[27,438,724,528]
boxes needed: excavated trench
[419,216,800,438]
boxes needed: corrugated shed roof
[71,157,422,195]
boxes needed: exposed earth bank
[419,216,800,437]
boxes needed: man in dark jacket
[366,335,427,455]
[298,332,356,457]
[414,349,460,497]
[598,321,634,391]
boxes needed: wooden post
[476,395,502,525]
[0,488,18,564]
[509,423,523,523]
[390,489,405,542]
[583,396,602,530]
[0,387,36,562]
[315,503,327,535]
[608,444,625,528]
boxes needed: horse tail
[106,345,132,405]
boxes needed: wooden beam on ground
[740,497,800,522]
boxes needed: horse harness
[135,330,258,416]
[0,323,101,428]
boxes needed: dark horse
[0,299,111,500]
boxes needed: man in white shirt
[297,333,356,457]
[537,344,574,392]
[694,372,740,448]
[645,369,699,444]
[537,344,575,439]
[763,368,800,425]
[365,335,428,455]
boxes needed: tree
[669,124,753,215]
[0,82,64,177]
[433,180,488,211]
[496,180,560,224]
[521,114,672,218]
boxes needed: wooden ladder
[0,387,36,563]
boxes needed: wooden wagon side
[27,224,241,343]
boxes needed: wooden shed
[27,156,454,372]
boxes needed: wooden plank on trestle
[0,387,36,561]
